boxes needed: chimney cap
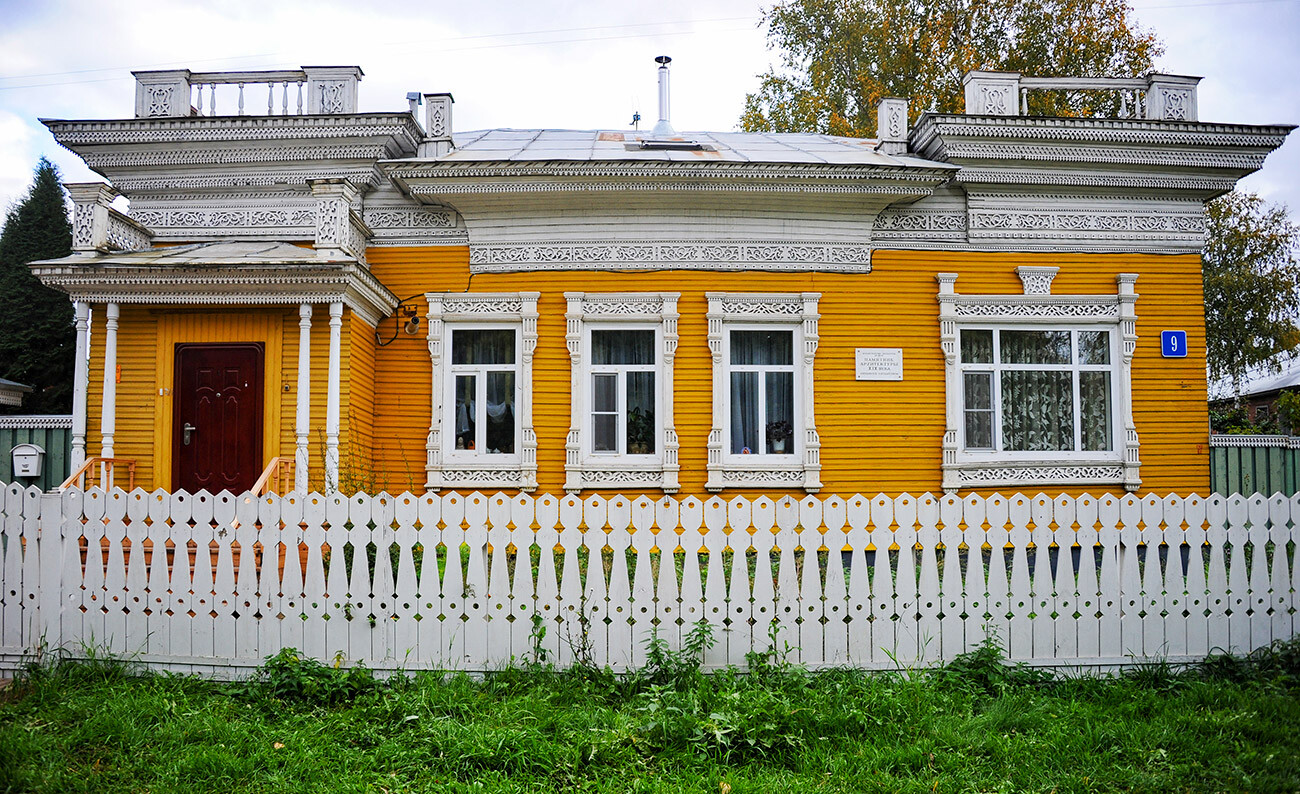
[655,55,672,66]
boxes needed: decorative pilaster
[705,293,726,493]
[70,302,90,471]
[1117,273,1142,492]
[424,295,445,491]
[519,292,540,491]
[1145,75,1200,121]
[303,66,363,114]
[800,292,823,493]
[419,92,455,157]
[963,71,1021,115]
[295,304,313,493]
[66,183,153,254]
[310,179,371,266]
[132,69,192,117]
[936,274,960,493]
[662,294,680,494]
[563,293,584,494]
[875,97,909,156]
[325,302,343,493]
[100,303,119,481]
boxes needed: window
[936,269,1140,492]
[959,328,1115,454]
[590,329,657,456]
[425,292,539,491]
[448,328,517,456]
[728,330,796,456]
[565,292,679,492]
[706,292,821,493]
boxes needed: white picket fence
[1,483,1297,677]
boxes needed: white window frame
[937,267,1140,493]
[958,327,1120,459]
[425,292,539,492]
[565,292,680,493]
[445,324,522,461]
[706,292,822,493]
[585,325,662,459]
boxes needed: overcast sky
[1,0,1296,215]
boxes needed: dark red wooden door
[173,343,264,494]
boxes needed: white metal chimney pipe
[652,55,675,136]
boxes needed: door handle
[183,423,197,446]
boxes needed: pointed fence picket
[0,482,1297,678]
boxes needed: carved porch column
[295,304,312,493]
[100,302,119,484]
[325,302,343,493]
[70,301,90,471]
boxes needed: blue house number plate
[1161,330,1187,358]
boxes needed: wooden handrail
[252,456,296,496]
[59,457,136,492]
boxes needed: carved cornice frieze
[363,208,454,229]
[132,207,317,230]
[954,169,1237,192]
[967,208,1205,237]
[80,144,396,169]
[948,464,1126,487]
[873,210,967,236]
[110,167,383,192]
[386,160,953,185]
[44,114,423,148]
[468,241,873,273]
[31,262,397,327]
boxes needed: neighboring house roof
[1210,355,1300,401]
[0,377,33,408]
[441,129,941,167]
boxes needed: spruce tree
[0,158,74,414]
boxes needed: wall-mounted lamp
[376,296,426,347]
[403,314,421,335]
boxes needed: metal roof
[438,129,941,168]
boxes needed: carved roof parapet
[133,66,364,119]
[43,114,422,147]
[65,182,153,254]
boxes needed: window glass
[764,371,794,454]
[1000,330,1071,365]
[731,330,793,366]
[593,329,655,365]
[963,372,994,449]
[452,328,515,365]
[961,329,993,364]
[454,375,476,451]
[484,371,515,454]
[626,371,656,454]
[730,371,760,454]
[1001,370,1073,451]
[1080,371,1113,451]
[1078,330,1111,365]
[592,373,618,452]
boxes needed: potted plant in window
[766,420,793,453]
[626,406,654,455]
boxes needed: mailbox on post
[11,443,45,478]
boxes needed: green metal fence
[1210,435,1300,497]
[0,415,72,492]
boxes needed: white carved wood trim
[425,292,540,492]
[563,292,681,493]
[705,292,822,493]
[936,271,1141,494]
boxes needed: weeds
[3,636,1299,792]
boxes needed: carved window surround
[706,292,822,493]
[936,269,1140,493]
[564,292,680,493]
[425,292,540,492]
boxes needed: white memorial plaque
[855,348,903,381]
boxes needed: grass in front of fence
[2,635,1299,793]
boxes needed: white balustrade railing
[188,71,307,116]
[1,484,1296,678]
[132,66,363,118]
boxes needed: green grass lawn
[2,636,1298,793]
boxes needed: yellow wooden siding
[365,247,1210,497]
[347,317,378,487]
[84,305,159,486]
